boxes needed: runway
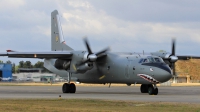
[0,85,200,103]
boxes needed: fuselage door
[125,60,132,79]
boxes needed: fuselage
[45,51,172,84]
[72,52,172,84]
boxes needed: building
[13,68,56,82]
[0,63,12,81]
[18,68,43,73]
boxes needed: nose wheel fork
[140,84,158,95]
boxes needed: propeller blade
[78,37,109,78]
[84,37,93,54]
[172,38,176,56]
[172,63,176,76]
[171,38,176,76]
[95,47,110,56]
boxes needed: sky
[0,0,200,64]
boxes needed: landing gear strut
[62,73,76,93]
[140,84,158,95]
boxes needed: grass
[0,99,199,112]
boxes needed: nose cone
[154,64,172,83]
[88,54,97,61]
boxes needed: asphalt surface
[0,85,200,103]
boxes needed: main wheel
[69,83,76,93]
[140,84,149,93]
[153,88,158,95]
[62,83,70,93]
[140,84,146,93]
[140,84,148,93]
[148,86,154,95]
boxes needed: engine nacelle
[77,62,93,71]
[163,54,178,63]
[54,59,70,70]
[151,52,178,63]
[70,51,94,73]
[169,56,178,63]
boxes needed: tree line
[0,60,50,73]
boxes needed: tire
[140,84,148,93]
[140,84,145,93]
[148,84,153,88]
[69,83,76,93]
[62,83,70,93]
[154,88,158,95]
[148,86,154,95]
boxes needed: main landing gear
[140,84,158,95]
[62,73,76,93]
[62,83,76,93]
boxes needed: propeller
[78,37,110,79]
[169,38,178,76]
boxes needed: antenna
[143,50,144,55]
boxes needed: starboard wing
[177,55,200,60]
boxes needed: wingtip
[6,50,16,52]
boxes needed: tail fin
[51,10,73,51]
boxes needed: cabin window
[107,66,110,70]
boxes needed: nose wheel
[148,85,158,95]
[140,84,158,95]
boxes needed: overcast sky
[0,0,200,64]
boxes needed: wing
[177,55,200,60]
[151,52,200,60]
[0,51,73,59]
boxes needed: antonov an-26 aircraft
[1,10,199,95]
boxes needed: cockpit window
[148,57,155,63]
[154,58,160,62]
[143,59,149,63]
[140,57,164,63]
[138,58,144,63]
[154,58,164,63]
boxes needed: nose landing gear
[140,84,158,95]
